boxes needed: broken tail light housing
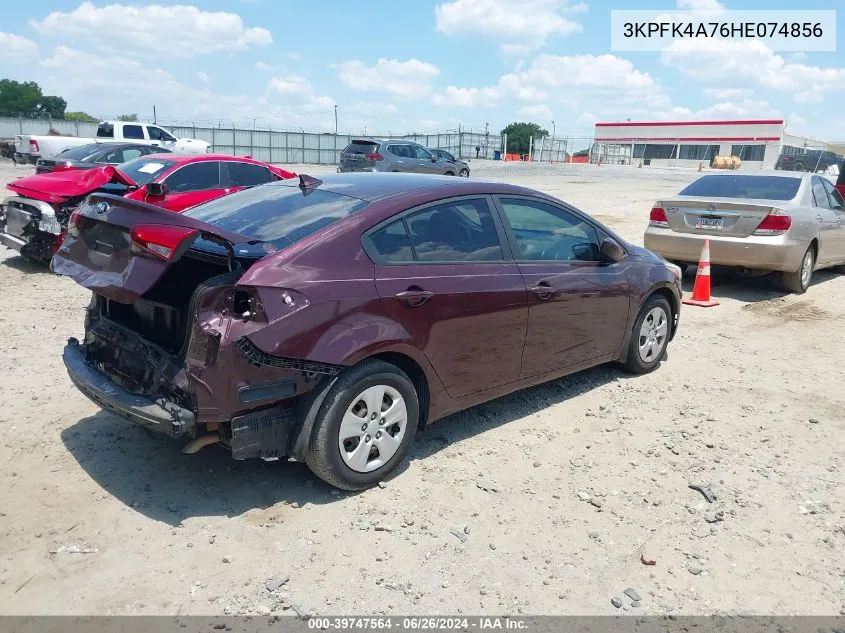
[753,209,792,236]
[29,139,40,153]
[130,225,199,262]
[649,206,670,228]
[67,209,83,237]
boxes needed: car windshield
[56,144,104,161]
[183,182,370,251]
[116,157,178,186]
[679,175,801,201]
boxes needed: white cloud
[255,61,273,71]
[267,75,315,98]
[37,46,336,130]
[500,43,533,59]
[433,53,662,111]
[337,58,440,97]
[433,85,501,107]
[517,104,554,120]
[576,112,599,126]
[434,0,583,46]
[197,71,210,83]
[0,32,39,62]
[701,88,751,100]
[676,0,725,10]
[31,2,272,58]
[284,52,302,60]
[662,39,845,103]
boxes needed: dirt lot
[0,160,843,617]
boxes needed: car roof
[142,153,269,165]
[276,172,537,202]
[696,170,809,179]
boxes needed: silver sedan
[643,171,845,293]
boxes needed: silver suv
[339,139,466,176]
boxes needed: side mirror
[431,155,438,162]
[146,182,168,197]
[600,237,625,263]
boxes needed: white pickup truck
[14,120,211,163]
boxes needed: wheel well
[809,238,819,258]
[369,352,430,428]
[445,171,455,176]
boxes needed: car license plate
[695,217,723,230]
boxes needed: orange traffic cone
[683,240,719,307]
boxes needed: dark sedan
[35,142,171,174]
[53,173,682,490]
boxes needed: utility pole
[153,105,157,124]
[334,105,338,135]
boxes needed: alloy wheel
[637,306,668,363]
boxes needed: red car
[56,172,682,491]
[0,154,296,262]
[837,163,845,198]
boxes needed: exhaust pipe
[181,433,219,455]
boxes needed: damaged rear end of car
[54,189,351,462]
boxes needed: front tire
[305,360,419,490]
[781,246,814,294]
[621,295,672,374]
[459,169,470,177]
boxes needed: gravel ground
[0,159,843,616]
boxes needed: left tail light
[29,139,39,153]
[130,225,199,262]
[67,209,84,237]
[753,209,792,236]
[649,206,670,228]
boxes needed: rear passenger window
[812,178,831,208]
[122,125,145,140]
[368,220,414,263]
[406,199,503,262]
[226,162,273,187]
[164,162,221,192]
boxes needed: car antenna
[299,174,323,192]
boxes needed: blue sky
[0,0,843,140]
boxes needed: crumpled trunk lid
[51,193,258,303]
[7,165,136,204]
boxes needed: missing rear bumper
[63,338,196,438]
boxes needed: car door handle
[395,289,433,307]
[530,283,554,299]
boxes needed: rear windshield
[344,141,379,155]
[183,182,369,250]
[116,157,178,186]
[56,144,103,161]
[96,123,114,138]
[679,175,801,201]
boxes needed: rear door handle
[530,282,554,299]
[395,289,433,307]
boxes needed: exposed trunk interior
[102,254,235,355]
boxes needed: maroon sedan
[54,173,682,490]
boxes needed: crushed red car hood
[6,165,136,204]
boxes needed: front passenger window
[412,145,432,160]
[164,162,221,193]
[499,198,601,262]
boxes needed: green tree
[118,113,138,122]
[0,79,42,117]
[502,121,548,155]
[64,111,98,122]
[37,95,67,118]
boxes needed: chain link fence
[0,116,504,165]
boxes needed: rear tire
[459,169,470,177]
[621,295,672,375]
[793,161,805,172]
[304,360,419,491]
[781,246,814,294]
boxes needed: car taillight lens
[753,209,792,235]
[366,152,384,161]
[52,162,76,172]
[67,209,84,237]
[649,206,669,228]
[29,140,39,153]
[130,225,199,262]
